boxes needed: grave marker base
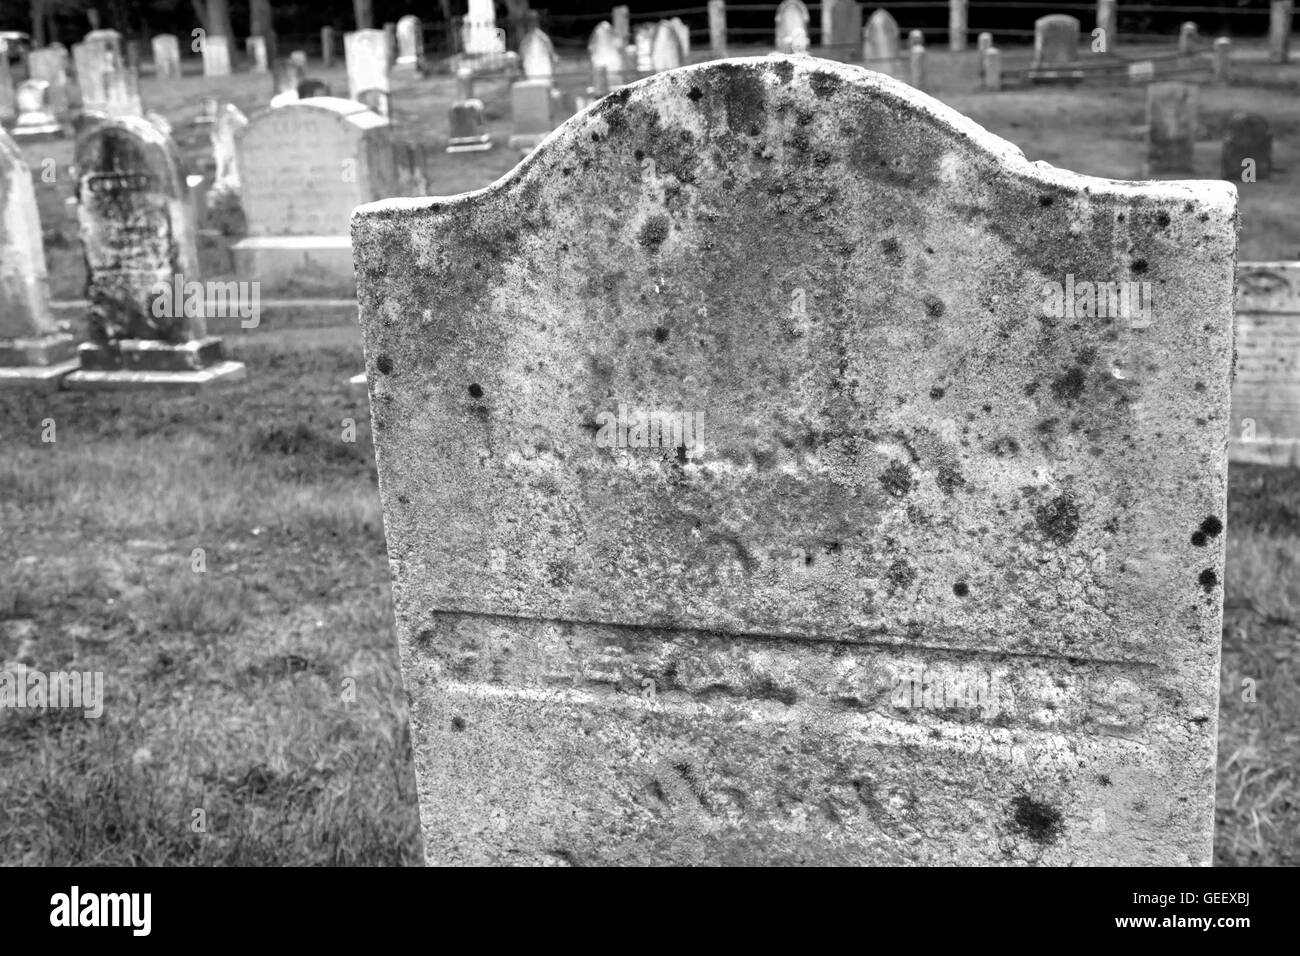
[0,332,77,368]
[64,360,247,392]
[447,135,493,153]
[230,235,356,297]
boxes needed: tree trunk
[206,0,235,39]
[250,0,276,61]
[353,0,373,30]
[29,0,46,47]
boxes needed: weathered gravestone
[823,0,863,55]
[66,117,245,390]
[353,57,1236,866]
[272,58,305,103]
[1097,0,1118,52]
[862,10,900,64]
[28,46,70,115]
[72,38,119,113]
[201,35,232,77]
[651,21,685,72]
[151,34,181,78]
[1230,262,1300,466]
[103,67,143,118]
[447,98,491,152]
[589,22,627,86]
[0,128,78,391]
[1030,15,1083,81]
[775,0,811,54]
[395,16,425,76]
[233,98,395,296]
[1147,81,1197,175]
[1220,113,1272,182]
[612,5,631,45]
[668,17,691,60]
[507,79,554,151]
[520,27,558,80]
[345,29,390,116]
[12,80,64,138]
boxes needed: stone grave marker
[152,34,181,78]
[66,117,245,390]
[201,34,231,77]
[507,79,553,151]
[1220,113,1272,182]
[272,59,305,102]
[950,0,968,51]
[1030,15,1083,81]
[863,9,900,64]
[0,128,78,391]
[448,99,491,152]
[211,102,249,196]
[12,80,64,138]
[633,23,655,72]
[395,16,425,76]
[520,27,558,80]
[823,0,863,54]
[28,46,70,114]
[651,21,685,72]
[103,67,143,118]
[345,29,390,115]
[1269,0,1292,64]
[1147,81,1197,174]
[1230,262,1300,466]
[668,17,691,59]
[775,0,810,54]
[612,5,631,45]
[1097,0,1118,52]
[352,56,1236,866]
[72,38,119,113]
[233,98,395,296]
[289,50,309,69]
[322,26,336,68]
[589,22,627,86]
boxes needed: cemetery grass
[0,322,1296,864]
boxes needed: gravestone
[0,129,78,391]
[978,31,993,53]
[383,22,397,65]
[1030,15,1083,81]
[462,0,500,56]
[520,28,557,80]
[345,29,390,114]
[247,36,269,73]
[289,50,308,69]
[863,10,900,63]
[72,38,118,113]
[272,59,305,102]
[152,34,181,78]
[1147,81,1197,174]
[1221,113,1272,182]
[823,0,863,54]
[633,24,655,72]
[232,98,395,295]
[651,21,685,72]
[508,79,553,151]
[84,28,123,60]
[708,1,727,57]
[1230,262,1300,466]
[775,0,810,54]
[28,46,70,114]
[982,46,1001,91]
[66,117,245,390]
[353,56,1236,866]
[395,16,425,76]
[612,6,631,45]
[1213,37,1232,83]
[447,98,491,152]
[201,34,231,77]
[211,102,249,196]
[12,80,64,138]
[668,17,691,60]
[589,22,626,86]
[103,67,142,118]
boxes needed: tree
[190,0,234,39]
[353,0,372,30]
[249,0,275,60]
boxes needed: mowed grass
[0,326,422,865]
[1,322,1296,864]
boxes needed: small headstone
[298,78,331,99]
[1230,263,1300,464]
[708,0,727,57]
[192,95,219,126]
[383,22,397,65]
[151,34,181,78]
[908,29,924,48]
[0,53,14,125]
[977,32,993,54]
[201,34,231,77]
[520,28,558,80]
[1213,37,1231,83]
[589,23,626,86]
[774,0,810,54]
[862,10,900,63]
[982,46,1001,91]
[28,46,70,114]
[231,98,396,296]
[289,50,309,69]
[508,78,553,152]
[822,0,863,54]
[272,59,306,101]
[633,24,655,72]
[651,21,685,72]
[1030,14,1083,81]
[1221,113,1272,182]
[447,98,492,152]
[11,80,63,138]
[247,36,270,73]
[353,57,1237,867]
[66,116,245,390]
[0,128,78,391]
[1146,81,1197,174]
[345,30,389,113]
[395,16,425,75]
[909,40,925,88]
[1178,22,1199,62]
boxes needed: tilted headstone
[66,117,245,390]
[520,28,558,80]
[1230,263,1300,466]
[447,98,492,152]
[863,10,900,63]
[507,78,553,151]
[395,16,425,75]
[774,0,811,54]
[1030,14,1083,81]
[12,80,63,138]
[708,1,727,57]
[1220,113,1272,182]
[28,46,70,114]
[352,56,1236,866]
[152,34,181,78]
[589,22,626,86]
[345,29,390,112]
[232,98,395,296]
[1269,0,1293,64]
[247,36,270,73]
[0,128,78,390]
[1147,81,1197,174]
[650,21,685,72]
[823,0,863,54]
[201,34,232,77]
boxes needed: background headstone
[949,0,968,52]
[28,46,70,115]
[863,10,900,63]
[152,34,181,78]
[822,0,863,55]
[589,23,626,86]
[1030,14,1083,80]
[612,6,631,45]
[201,34,232,77]
[1221,113,1272,182]
[395,16,425,76]
[1147,81,1197,174]
[520,28,558,80]
[247,36,270,73]
[345,29,390,110]
[1230,263,1300,465]
[447,98,491,152]
[774,0,810,54]
[12,80,64,138]
[1269,0,1293,64]
[650,21,685,72]
[353,57,1236,867]
[72,39,118,113]
[507,78,553,150]
[708,0,727,57]
[1097,0,1117,52]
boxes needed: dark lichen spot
[879,461,914,497]
[1200,516,1223,538]
[633,148,644,161]
[686,86,703,101]
[923,294,945,318]
[990,437,1020,457]
[1191,531,1207,547]
[638,215,670,250]
[1097,774,1111,787]
[1036,494,1081,545]
[936,462,964,494]
[929,385,945,400]
[953,581,970,597]
[880,236,903,265]
[468,383,484,398]
[886,559,916,591]
[1131,259,1148,274]
[1038,195,1054,207]
[375,354,393,375]
[450,716,467,732]
[1010,795,1064,844]
[653,325,670,343]
[1155,211,1170,228]
[1051,365,1087,402]
[1198,568,1218,592]
[1023,382,1040,397]
[414,628,435,648]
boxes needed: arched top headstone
[354,56,1236,865]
